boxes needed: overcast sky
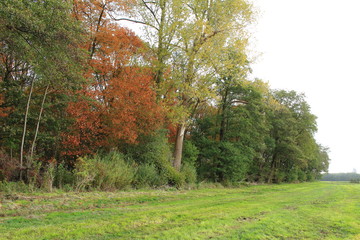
[249,0,360,173]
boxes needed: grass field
[1,182,360,239]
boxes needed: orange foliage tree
[62,0,163,158]
[61,90,106,159]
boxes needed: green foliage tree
[322,172,359,182]
[125,0,254,170]
[265,90,328,183]
[0,0,84,179]
[0,0,330,190]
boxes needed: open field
[1,182,360,239]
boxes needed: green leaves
[190,78,328,183]
[0,0,85,86]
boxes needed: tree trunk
[219,87,229,141]
[20,78,34,179]
[89,3,106,59]
[30,84,49,161]
[267,166,274,184]
[267,153,277,183]
[155,0,166,88]
[173,123,186,171]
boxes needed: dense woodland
[321,173,360,182]
[0,0,330,191]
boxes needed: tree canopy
[0,0,329,188]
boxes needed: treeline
[321,173,360,182]
[0,0,329,191]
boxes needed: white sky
[249,0,360,173]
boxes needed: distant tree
[322,172,360,182]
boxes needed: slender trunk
[219,87,229,141]
[267,166,274,183]
[173,123,186,171]
[267,153,277,183]
[155,0,166,89]
[89,4,106,59]
[20,78,34,179]
[30,84,49,161]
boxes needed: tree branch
[141,0,160,26]
[231,99,248,105]
[109,15,159,31]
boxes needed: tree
[67,0,163,153]
[61,90,105,161]
[192,79,270,182]
[126,0,254,170]
[0,0,84,178]
[265,90,324,183]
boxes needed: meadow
[1,182,359,239]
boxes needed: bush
[122,130,185,187]
[274,171,286,183]
[74,152,135,191]
[159,162,185,188]
[27,161,42,188]
[350,178,360,183]
[181,163,197,184]
[121,129,172,165]
[74,157,97,191]
[53,163,75,189]
[95,152,135,190]
[182,141,199,166]
[306,172,316,182]
[42,162,56,192]
[287,168,299,183]
[0,149,18,181]
[134,163,166,188]
[298,171,307,182]
[0,181,34,193]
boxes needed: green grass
[1,182,360,239]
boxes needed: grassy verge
[1,182,360,239]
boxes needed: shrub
[134,163,165,188]
[182,141,199,166]
[0,181,33,193]
[298,171,307,182]
[156,159,185,188]
[53,163,75,189]
[0,149,18,181]
[121,129,172,165]
[274,171,286,183]
[74,152,135,191]
[306,172,316,182]
[350,178,360,183]
[122,130,184,187]
[287,168,299,183]
[94,152,134,190]
[27,161,42,188]
[42,162,56,192]
[181,163,197,184]
[74,157,97,191]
